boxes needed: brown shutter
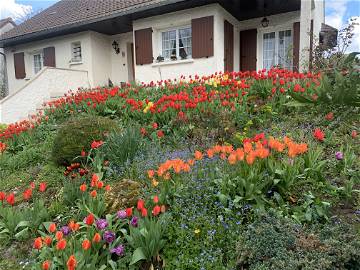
[14,52,26,79]
[134,28,153,65]
[192,16,214,58]
[224,20,234,72]
[43,46,56,67]
[240,29,257,71]
[293,22,300,72]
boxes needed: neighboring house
[0,18,16,98]
[0,0,326,123]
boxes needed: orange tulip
[49,223,56,233]
[90,190,97,198]
[194,150,203,160]
[82,239,91,250]
[92,233,101,243]
[67,255,77,270]
[55,231,63,241]
[79,184,87,192]
[43,236,52,246]
[33,237,42,250]
[228,154,237,165]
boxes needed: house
[0,18,16,98]
[0,0,325,124]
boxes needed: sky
[0,0,359,51]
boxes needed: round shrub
[52,116,118,165]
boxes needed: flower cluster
[147,135,308,183]
[0,181,47,206]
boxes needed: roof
[0,0,301,47]
[0,17,16,29]
[0,0,168,42]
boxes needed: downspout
[0,51,8,98]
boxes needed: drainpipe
[0,51,8,98]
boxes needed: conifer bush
[51,116,118,165]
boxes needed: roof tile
[0,0,162,41]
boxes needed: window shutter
[192,16,214,58]
[224,20,234,72]
[43,46,56,67]
[14,52,26,79]
[293,22,300,72]
[134,28,153,65]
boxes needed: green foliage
[0,200,49,244]
[101,126,143,168]
[126,217,166,266]
[236,213,360,270]
[51,116,119,165]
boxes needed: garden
[0,30,359,269]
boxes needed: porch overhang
[0,0,301,47]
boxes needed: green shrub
[100,126,143,168]
[52,116,118,165]
[236,213,360,270]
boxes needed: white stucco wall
[133,4,229,83]
[0,67,90,124]
[89,32,112,87]
[4,31,93,94]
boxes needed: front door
[240,29,257,71]
[224,20,234,72]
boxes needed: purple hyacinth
[61,226,71,236]
[103,230,116,243]
[117,210,127,219]
[96,219,108,230]
[335,151,343,160]
[110,245,125,256]
[130,216,138,227]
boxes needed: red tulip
[152,205,161,216]
[39,182,47,192]
[141,207,148,217]
[137,199,145,211]
[85,213,94,225]
[313,128,325,142]
[6,193,15,206]
[126,207,133,217]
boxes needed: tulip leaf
[130,247,147,265]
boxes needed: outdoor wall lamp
[261,17,269,27]
[112,41,120,54]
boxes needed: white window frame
[158,25,192,61]
[32,52,43,74]
[258,25,293,70]
[71,41,82,62]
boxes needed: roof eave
[0,0,188,48]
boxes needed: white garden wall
[0,67,90,124]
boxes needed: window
[263,30,292,70]
[33,53,43,74]
[71,42,82,62]
[161,27,192,60]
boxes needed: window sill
[151,59,194,67]
[69,61,83,66]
